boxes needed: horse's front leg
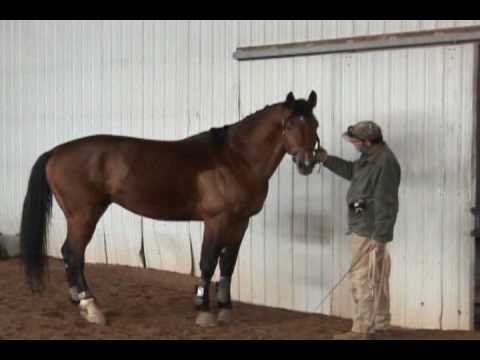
[217,219,249,324]
[216,246,239,324]
[195,225,222,327]
[194,217,249,327]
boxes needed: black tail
[20,152,53,292]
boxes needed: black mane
[209,125,230,145]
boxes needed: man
[314,121,401,340]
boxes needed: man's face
[346,137,368,153]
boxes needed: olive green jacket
[323,144,401,243]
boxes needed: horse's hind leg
[61,240,80,304]
[64,206,108,325]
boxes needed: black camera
[349,199,366,214]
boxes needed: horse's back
[47,133,209,183]
[52,134,160,152]
[49,133,213,163]
[45,132,224,221]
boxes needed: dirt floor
[1,258,479,340]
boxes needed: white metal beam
[233,25,480,61]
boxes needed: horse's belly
[112,187,201,221]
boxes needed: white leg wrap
[79,298,106,325]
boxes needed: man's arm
[315,148,354,181]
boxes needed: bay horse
[20,91,320,327]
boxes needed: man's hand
[313,146,328,164]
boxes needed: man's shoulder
[378,146,401,179]
[370,145,401,176]
[379,145,399,164]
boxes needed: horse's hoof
[195,311,217,327]
[79,298,107,325]
[217,308,233,325]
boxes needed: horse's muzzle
[293,152,315,175]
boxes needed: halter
[282,115,322,167]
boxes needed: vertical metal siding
[0,20,476,330]
[237,22,476,330]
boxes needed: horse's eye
[285,120,294,130]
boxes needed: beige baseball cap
[343,120,383,141]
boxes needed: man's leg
[334,234,373,340]
[374,249,391,331]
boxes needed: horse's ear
[308,90,317,108]
[285,92,295,108]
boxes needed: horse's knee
[199,254,218,279]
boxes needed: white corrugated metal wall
[0,20,477,330]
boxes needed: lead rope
[314,135,324,173]
[312,246,372,313]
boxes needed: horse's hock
[0,233,20,259]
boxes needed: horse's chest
[232,182,268,216]
[197,168,268,218]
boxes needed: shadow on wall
[289,210,342,246]
[0,233,20,259]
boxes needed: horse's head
[282,90,320,175]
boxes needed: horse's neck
[229,104,287,181]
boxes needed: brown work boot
[333,331,375,340]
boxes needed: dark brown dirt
[1,258,479,340]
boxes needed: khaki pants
[350,233,391,334]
